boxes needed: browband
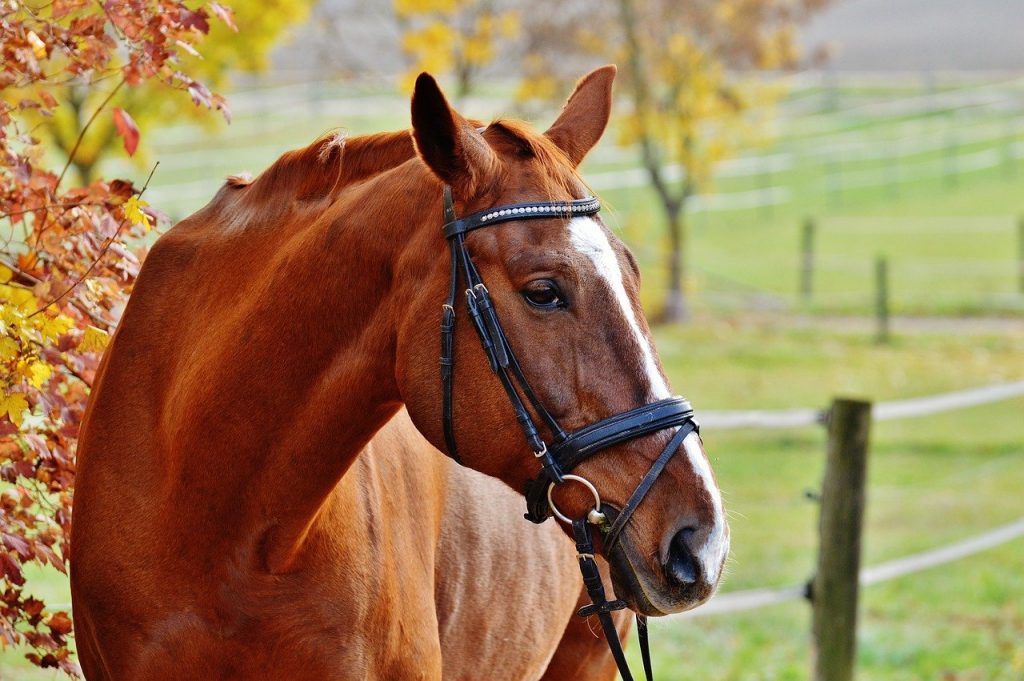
[443,196,601,238]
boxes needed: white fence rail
[701,380,1024,429]
[673,517,1024,620]
[675,380,1024,621]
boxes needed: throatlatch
[437,185,701,681]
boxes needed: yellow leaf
[0,336,18,361]
[498,11,519,37]
[27,31,47,60]
[124,195,153,231]
[37,314,72,343]
[79,325,111,353]
[0,393,29,428]
[462,36,493,66]
[395,0,458,18]
[0,287,36,314]
[27,362,52,388]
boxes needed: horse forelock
[482,119,586,198]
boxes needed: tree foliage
[394,0,519,97]
[519,0,829,321]
[1,0,236,673]
[17,0,311,185]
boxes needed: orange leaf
[16,251,39,274]
[47,612,73,636]
[112,107,140,156]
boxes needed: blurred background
[7,0,1024,678]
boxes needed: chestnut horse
[71,66,729,680]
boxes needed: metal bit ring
[547,474,605,525]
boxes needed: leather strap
[603,422,697,554]
[440,187,461,462]
[443,196,600,238]
[550,397,694,472]
[523,398,696,523]
[636,615,653,681]
[572,519,637,681]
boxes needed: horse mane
[210,117,583,227]
[221,129,418,207]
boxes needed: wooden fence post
[812,398,873,681]
[801,217,816,303]
[1018,216,1024,294]
[875,256,889,344]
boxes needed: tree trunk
[662,201,687,323]
[74,158,98,185]
[455,61,473,102]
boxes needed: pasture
[5,75,1021,678]
[5,318,1022,679]
[638,318,1024,680]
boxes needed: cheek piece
[438,185,701,681]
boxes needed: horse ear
[411,73,497,191]
[544,65,617,168]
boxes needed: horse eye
[521,280,563,310]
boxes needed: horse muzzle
[605,517,729,616]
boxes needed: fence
[132,70,1024,219]
[796,215,1024,301]
[673,380,1024,681]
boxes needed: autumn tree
[1,0,241,674]
[23,0,312,185]
[520,0,829,322]
[394,0,519,98]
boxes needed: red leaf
[111,107,139,156]
[178,8,210,33]
[209,2,237,31]
[3,532,33,560]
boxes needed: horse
[70,65,729,680]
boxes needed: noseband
[439,185,701,681]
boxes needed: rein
[438,185,701,681]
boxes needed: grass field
[3,317,1022,680]
[629,318,1024,680]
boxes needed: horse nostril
[665,527,700,586]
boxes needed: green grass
[624,318,1024,680]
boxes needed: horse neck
[167,160,445,573]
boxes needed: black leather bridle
[438,186,701,681]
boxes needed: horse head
[395,66,729,616]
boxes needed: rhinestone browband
[443,196,601,239]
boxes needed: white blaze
[682,431,729,585]
[568,216,728,584]
[567,217,670,401]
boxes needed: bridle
[438,185,701,681]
